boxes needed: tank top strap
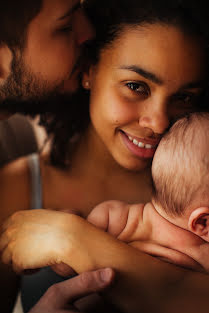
[28,153,43,210]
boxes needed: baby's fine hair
[152,112,209,216]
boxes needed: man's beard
[0,52,78,116]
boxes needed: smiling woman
[40,0,208,169]
[82,23,205,171]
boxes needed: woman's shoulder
[0,156,31,219]
[0,155,31,183]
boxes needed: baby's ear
[188,207,209,242]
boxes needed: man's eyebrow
[58,2,81,20]
[119,65,163,85]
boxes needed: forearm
[3,210,209,313]
[63,215,209,313]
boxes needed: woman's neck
[42,127,153,216]
[72,126,150,181]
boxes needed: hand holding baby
[0,209,84,273]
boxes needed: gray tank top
[21,154,120,313]
[21,154,68,313]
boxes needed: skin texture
[28,268,115,313]
[0,1,94,312]
[83,25,204,173]
[0,23,208,313]
[88,200,206,271]
[1,208,209,313]
[0,0,94,104]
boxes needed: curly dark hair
[39,0,209,168]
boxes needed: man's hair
[38,0,209,168]
[0,0,42,48]
[152,112,209,217]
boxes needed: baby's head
[152,112,209,242]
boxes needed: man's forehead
[41,0,80,19]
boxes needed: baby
[87,112,209,272]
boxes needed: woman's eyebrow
[180,80,205,90]
[119,65,163,85]
[58,2,81,20]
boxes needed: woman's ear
[188,207,209,242]
[82,66,95,90]
[0,44,12,83]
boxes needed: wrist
[61,214,97,273]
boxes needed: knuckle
[79,271,95,289]
[11,211,22,219]
[46,283,62,299]
[79,270,101,291]
[10,211,24,222]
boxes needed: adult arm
[1,209,209,313]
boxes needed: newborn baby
[87,112,209,272]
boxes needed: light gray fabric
[21,154,68,313]
[28,153,42,210]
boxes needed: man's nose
[74,8,95,45]
[138,102,170,135]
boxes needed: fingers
[1,242,13,265]
[0,230,10,251]
[51,263,76,277]
[46,268,115,308]
[1,242,22,274]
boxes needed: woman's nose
[138,103,170,135]
[74,8,95,46]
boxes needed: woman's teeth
[128,136,154,149]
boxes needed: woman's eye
[126,82,149,95]
[179,95,191,103]
[174,93,196,105]
[60,24,73,33]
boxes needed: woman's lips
[120,130,159,159]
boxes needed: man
[0,0,94,111]
[0,1,103,312]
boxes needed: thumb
[49,268,115,308]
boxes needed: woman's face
[85,23,206,171]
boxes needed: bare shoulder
[0,156,31,223]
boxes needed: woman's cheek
[107,95,137,127]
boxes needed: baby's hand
[0,209,76,274]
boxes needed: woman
[1,0,209,312]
